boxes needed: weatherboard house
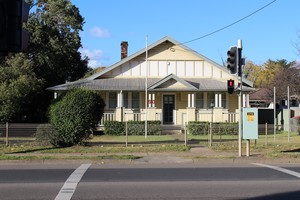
[48,36,254,127]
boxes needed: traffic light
[227,46,237,74]
[0,0,29,53]
[227,79,235,94]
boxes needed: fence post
[125,121,128,147]
[209,122,212,147]
[6,122,8,146]
[184,123,187,147]
[265,123,268,145]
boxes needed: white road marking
[54,163,91,200]
[253,163,300,179]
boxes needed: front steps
[161,125,183,135]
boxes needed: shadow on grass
[7,146,63,154]
[282,148,300,153]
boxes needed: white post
[215,93,218,107]
[246,140,250,157]
[148,93,151,108]
[238,83,242,157]
[152,93,155,107]
[188,94,191,108]
[191,93,195,107]
[118,91,123,107]
[117,93,120,107]
[242,94,246,107]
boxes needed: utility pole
[145,35,148,139]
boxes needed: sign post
[242,108,258,156]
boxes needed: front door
[163,95,175,124]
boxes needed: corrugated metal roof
[47,78,254,92]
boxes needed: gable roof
[48,36,254,92]
[85,36,253,87]
[149,73,198,91]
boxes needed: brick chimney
[121,41,128,59]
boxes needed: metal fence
[1,122,299,147]
[0,123,51,138]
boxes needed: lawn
[0,132,300,160]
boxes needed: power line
[181,0,277,45]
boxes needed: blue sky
[71,0,300,68]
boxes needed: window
[207,92,215,108]
[123,92,128,108]
[132,92,140,108]
[196,93,204,108]
[108,92,117,109]
[221,92,226,108]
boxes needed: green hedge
[127,121,161,135]
[187,121,238,135]
[104,120,161,136]
[187,121,209,135]
[103,121,125,136]
[212,122,238,135]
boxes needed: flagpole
[145,35,148,139]
[287,85,290,142]
[274,87,276,142]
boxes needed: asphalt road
[1,162,300,200]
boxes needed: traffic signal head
[227,46,237,74]
[227,79,235,94]
[0,0,29,53]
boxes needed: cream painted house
[48,36,254,127]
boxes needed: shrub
[127,120,161,135]
[104,121,125,136]
[187,121,209,135]
[48,88,105,147]
[103,120,161,136]
[187,121,238,135]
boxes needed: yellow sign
[247,112,254,121]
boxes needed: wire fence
[1,122,299,147]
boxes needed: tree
[244,59,295,88]
[243,60,263,87]
[26,0,88,84]
[0,0,89,122]
[0,54,42,122]
[48,88,105,147]
[271,62,300,100]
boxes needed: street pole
[274,87,276,142]
[145,35,148,139]
[287,85,290,142]
[238,39,243,157]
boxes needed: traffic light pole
[238,70,243,157]
[238,39,243,157]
